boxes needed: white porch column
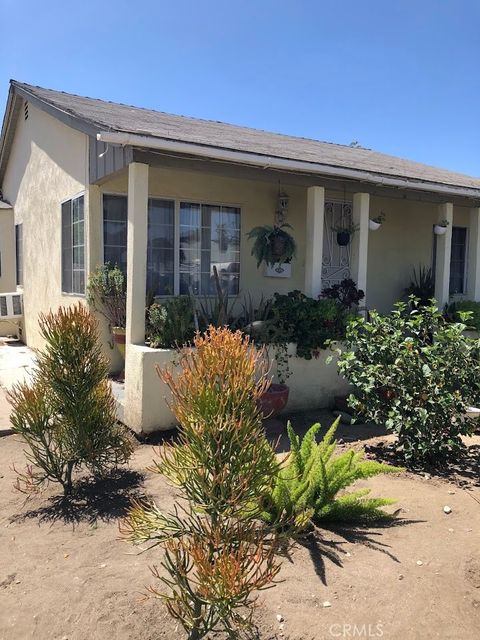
[351,193,370,300]
[304,186,325,297]
[467,207,480,301]
[434,202,453,308]
[126,162,149,345]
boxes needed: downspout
[96,131,480,200]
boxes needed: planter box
[121,342,351,434]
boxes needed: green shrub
[147,296,195,348]
[123,327,281,639]
[260,418,400,531]
[336,298,480,465]
[9,304,133,495]
[448,300,480,331]
[87,263,126,329]
[266,290,346,358]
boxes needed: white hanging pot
[434,224,448,235]
[369,219,382,231]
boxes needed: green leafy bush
[123,327,281,639]
[9,304,133,495]
[87,263,126,328]
[447,300,480,331]
[260,418,400,531]
[336,299,480,465]
[147,296,195,348]
[266,290,345,358]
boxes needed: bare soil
[1,391,480,640]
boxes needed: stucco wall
[123,343,349,434]
[1,103,88,348]
[367,197,471,312]
[0,208,16,293]
[0,207,18,336]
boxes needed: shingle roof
[9,81,480,192]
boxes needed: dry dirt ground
[1,388,480,640]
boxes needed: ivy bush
[260,418,400,531]
[335,299,480,465]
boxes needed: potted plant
[87,263,127,359]
[257,342,291,421]
[369,211,386,231]
[332,219,359,246]
[247,223,297,268]
[434,219,450,235]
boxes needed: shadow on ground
[10,468,145,526]
[304,518,421,586]
[365,441,480,489]
[265,408,388,454]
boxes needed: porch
[88,158,480,434]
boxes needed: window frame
[61,192,86,296]
[449,225,468,296]
[432,224,469,298]
[101,192,242,297]
[15,223,23,287]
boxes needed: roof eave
[97,130,480,201]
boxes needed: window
[179,202,240,295]
[102,195,241,296]
[103,195,128,273]
[61,195,85,294]
[449,226,467,295]
[15,223,23,286]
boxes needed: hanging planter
[332,220,359,247]
[247,223,297,268]
[369,212,386,231]
[434,219,450,235]
[336,231,351,246]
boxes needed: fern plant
[260,418,402,531]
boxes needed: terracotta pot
[336,231,351,246]
[258,383,289,418]
[112,326,126,359]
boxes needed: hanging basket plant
[247,223,297,268]
[434,219,450,235]
[369,211,386,231]
[332,220,359,246]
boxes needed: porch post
[351,193,370,301]
[434,202,453,308]
[467,207,480,301]
[126,162,149,345]
[304,186,325,297]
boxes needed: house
[1,80,480,433]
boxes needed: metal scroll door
[322,201,352,289]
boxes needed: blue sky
[1,0,479,175]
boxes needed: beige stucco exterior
[0,207,15,294]
[2,99,480,431]
[0,206,17,336]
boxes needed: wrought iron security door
[322,201,352,288]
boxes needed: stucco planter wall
[122,342,351,435]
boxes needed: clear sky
[1,0,479,176]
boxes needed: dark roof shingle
[10,81,480,192]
